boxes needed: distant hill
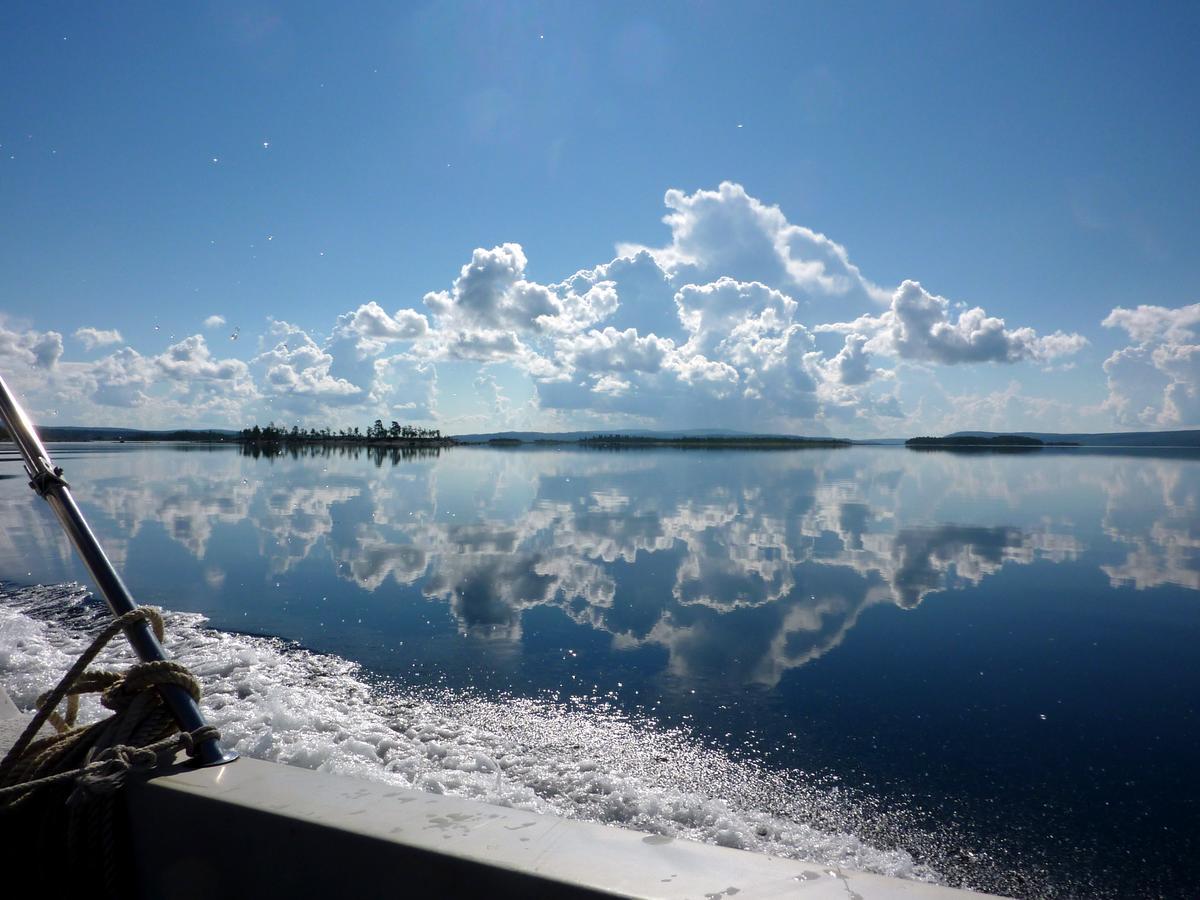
[947,430,1200,448]
[578,434,850,448]
[454,428,767,444]
[450,429,868,446]
[1,425,238,443]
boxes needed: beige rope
[0,606,220,806]
[0,606,223,896]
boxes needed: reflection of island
[240,442,444,464]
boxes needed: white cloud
[88,347,156,407]
[153,335,258,418]
[157,335,251,385]
[332,302,428,355]
[821,280,1087,366]
[618,181,888,305]
[0,183,1103,433]
[561,251,681,339]
[255,320,362,405]
[1102,302,1200,427]
[557,327,672,376]
[74,327,123,350]
[1102,303,1200,345]
[0,320,63,370]
[823,334,877,386]
[425,243,561,333]
[419,244,621,368]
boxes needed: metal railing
[0,372,235,767]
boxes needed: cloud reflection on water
[1,444,1197,686]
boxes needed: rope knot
[99,660,201,713]
[0,604,225,815]
[65,742,168,805]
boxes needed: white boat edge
[2,687,1005,899]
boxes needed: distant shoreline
[905,435,1078,450]
[576,435,849,449]
[5,425,1200,451]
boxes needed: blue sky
[2,1,1198,435]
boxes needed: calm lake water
[1,442,1198,897]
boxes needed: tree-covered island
[239,420,455,447]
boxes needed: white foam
[0,583,941,883]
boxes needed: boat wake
[1,582,1035,894]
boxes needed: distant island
[238,421,455,448]
[932,429,1200,448]
[906,435,1078,449]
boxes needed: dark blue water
[1,442,1197,897]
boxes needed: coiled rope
[0,607,220,893]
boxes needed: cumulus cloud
[417,244,621,372]
[88,347,156,407]
[71,336,255,415]
[157,335,250,384]
[153,335,258,416]
[3,183,1095,433]
[255,320,362,404]
[561,251,679,338]
[1102,303,1200,426]
[424,243,614,336]
[821,280,1087,366]
[619,181,888,305]
[822,334,877,386]
[0,321,64,370]
[332,302,428,355]
[28,332,63,369]
[529,188,1082,430]
[1102,303,1200,345]
[557,327,672,376]
[74,327,123,350]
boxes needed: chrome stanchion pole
[0,372,235,766]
